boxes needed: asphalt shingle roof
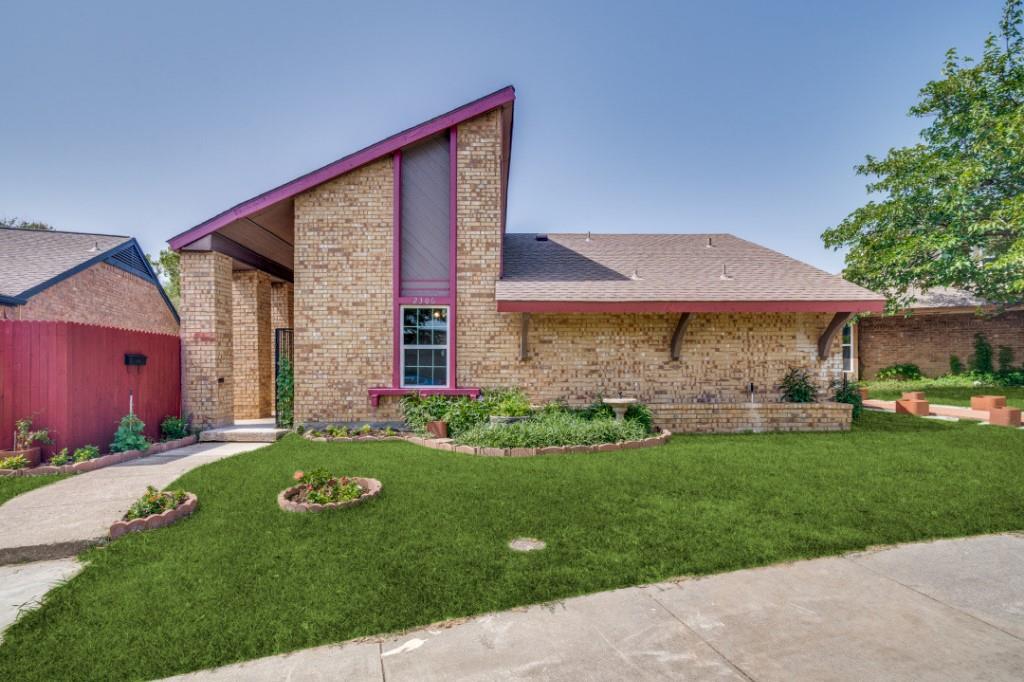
[496,233,883,303]
[0,228,130,298]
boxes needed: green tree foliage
[1,217,55,230]
[147,248,180,309]
[823,0,1024,310]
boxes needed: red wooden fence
[0,320,180,455]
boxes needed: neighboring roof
[168,86,516,251]
[0,227,178,321]
[496,233,885,313]
[902,286,987,310]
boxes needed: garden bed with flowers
[278,468,382,512]
[109,486,198,539]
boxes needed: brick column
[180,251,234,428]
[233,270,273,419]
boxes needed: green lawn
[2,412,1023,681]
[0,474,68,507]
[862,382,1024,408]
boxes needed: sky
[0,0,1003,273]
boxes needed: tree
[1,217,55,231]
[147,248,180,309]
[823,0,1024,311]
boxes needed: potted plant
[425,419,448,438]
[1,417,52,467]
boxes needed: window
[841,324,855,374]
[401,307,448,387]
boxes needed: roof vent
[706,237,714,248]
[87,241,100,253]
[535,234,548,242]
[629,268,642,281]
[720,264,733,281]
[585,231,592,242]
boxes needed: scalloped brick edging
[277,477,382,513]
[405,429,673,457]
[0,436,199,478]
[303,434,405,443]
[109,493,198,540]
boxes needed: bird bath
[602,397,637,422]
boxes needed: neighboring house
[854,287,1024,379]
[0,228,179,333]
[169,86,884,433]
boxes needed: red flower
[293,470,304,481]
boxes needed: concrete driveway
[168,532,1024,682]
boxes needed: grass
[2,412,1023,680]
[862,381,1024,408]
[0,474,68,507]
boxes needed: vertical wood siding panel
[400,134,451,297]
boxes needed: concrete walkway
[0,558,82,642]
[167,533,1024,682]
[0,441,265,564]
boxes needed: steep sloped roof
[496,233,885,313]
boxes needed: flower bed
[278,469,382,512]
[109,488,198,539]
[300,425,402,442]
[0,436,198,477]
[410,429,672,457]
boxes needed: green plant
[830,377,864,419]
[970,333,994,374]
[0,454,29,470]
[296,424,306,435]
[997,346,1015,374]
[483,389,532,417]
[276,357,294,428]
[875,363,923,381]
[124,486,187,521]
[400,394,490,437]
[455,411,648,448]
[50,449,70,466]
[778,368,818,403]
[358,424,372,435]
[13,417,51,451]
[949,354,964,375]
[160,415,190,441]
[110,414,149,453]
[384,427,396,437]
[326,425,350,438]
[624,402,654,433]
[291,468,363,504]
[72,445,100,463]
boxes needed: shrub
[997,346,1015,374]
[290,468,363,505]
[875,363,923,381]
[830,377,863,419]
[455,411,647,449]
[400,394,490,437]
[276,357,294,428]
[72,445,100,462]
[50,449,70,466]
[970,333,994,374]
[0,454,29,470]
[161,415,190,441]
[778,368,818,403]
[949,354,964,375]
[13,417,51,451]
[110,414,149,453]
[358,424,372,435]
[481,388,532,417]
[326,425,350,438]
[624,402,654,433]
[124,486,187,521]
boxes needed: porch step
[199,426,289,443]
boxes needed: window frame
[841,323,857,377]
[399,305,450,389]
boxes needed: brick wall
[0,262,178,334]
[293,157,395,423]
[652,401,852,434]
[232,270,273,419]
[180,251,234,427]
[858,310,1024,379]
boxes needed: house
[854,287,1024,379]
[169,86,884,433]
[0,228,179,333]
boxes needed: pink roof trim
[496,299,886,314]
[169,86,516,250]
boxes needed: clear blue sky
[0,0,1002,273]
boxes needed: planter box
[426,420,448,439]
[0,447,41,467]
[278,477,382,513]
[970,395,1007,411]
[109,493,198,539]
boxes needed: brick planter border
[278,477,383,513]
[0,435,198,478]
[109,493,198,540]
[404,430,673,457]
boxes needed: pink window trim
[386,126,460,396]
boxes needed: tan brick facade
[0,262,178,334]
[858,310,1024,379]
[180,251,234,427]
[293,157,395,423]
[653,401,851,433]
[232,270,273,419]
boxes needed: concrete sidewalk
[0,441,265,564]
[168,533,1024,682]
